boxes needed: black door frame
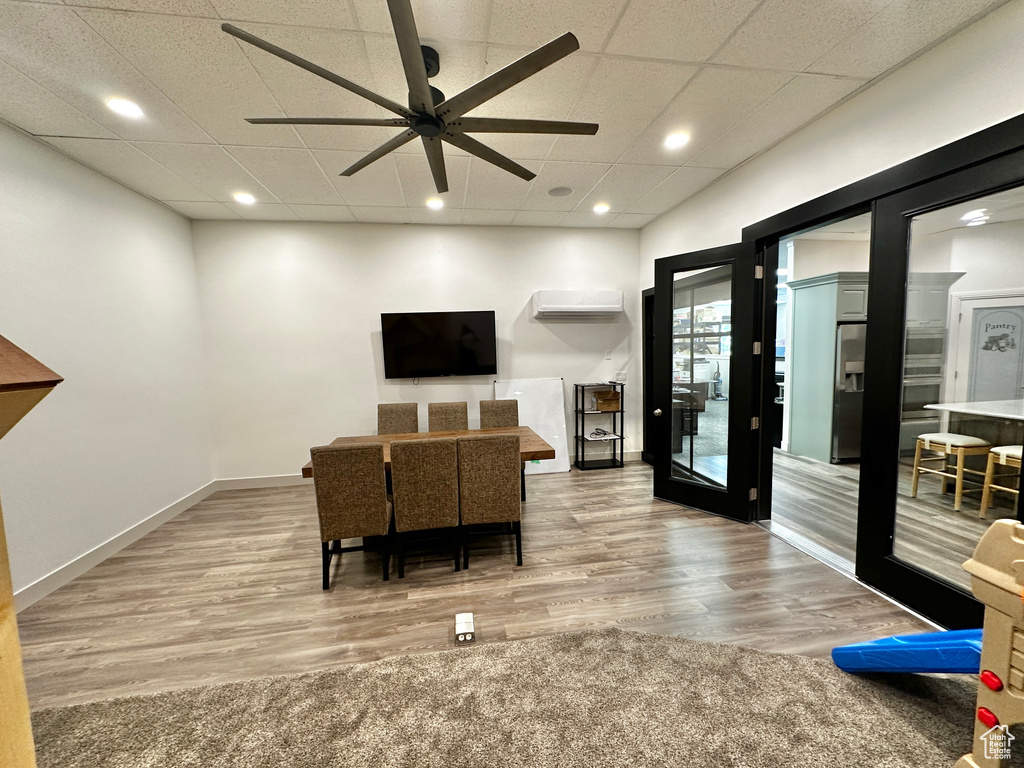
[642,287,655,466]
[652,242,760,521]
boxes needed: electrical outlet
[614,371,627,382]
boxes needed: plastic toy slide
[831,629,983,674]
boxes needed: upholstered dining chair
[479,398,527,501]
[479,399,519,429]
[377,402,418,435]
[980,445,1022,517]
[428,401,469,431]
[310,443,392,588]
[457,433,522,569]
[390,437,461,578]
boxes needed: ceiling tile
[352,0,489,43]
[712,0,891,72]
[624,166,727,215]
[606,0,761,62]
[577,163,675,213]
[607,213,656,228]
[488,0,628,53]
[0,3,211,143]
[809,0,1002,78]
[44,137,213,201]
[78,10,302,147]
[519,161,611,211]
[229,202,299,220]
[616,66,794,166]
[548,58,697,163]
[164,200,241,219]
[688,75,864,169]
[210,0,355,29]
[559,210,612,227]
[67,1,220,15]
[290,204,356,222]
[133,142,277,202]
[394,151,470,208]
[463,156,533,210]
[0,58,116,138]
[512,210,566,227]
[225,146,343,205]
[462,209,517,226]
[349,206,409,223]
[405,206,464,225]
[314,150,406,207]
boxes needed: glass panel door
[653,243,759,521]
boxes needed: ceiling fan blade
[452,117,599,135]
[246,117,411,126]
[340,130,417,176]
[437,33,580,121]
[387,0,435,116]
[421,136,448,194]
[442,132,535,182]
[222,23,414,119]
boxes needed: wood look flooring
[17,462,932,710]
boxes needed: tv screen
[381,311,497,379]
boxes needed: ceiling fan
[221,0,598,195]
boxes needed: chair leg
[955,448,967,511]
[462,525,469,570]
[514,521,523,566]
[521,463,526,502]
[382,537,391,582]
[911,439,923,498]
[321,541,332,590]
[453,528,461,572]
[396,534,405,579]
[980,453,998,518]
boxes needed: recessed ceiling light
[593,203,610,214]
[105,98,144,119]
[960,208,987,221]
[426,197,444,210]
[233,192,256,205]
[664,132,690,150]
[966,220,986,226]
[548,186,573,197]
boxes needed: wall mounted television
[381,311,497,379]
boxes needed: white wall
[640,0,1024,279]
[789,239,869,282]
[192,222,641,479]
[0,124,212,597]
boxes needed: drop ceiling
[0,0,1008,228]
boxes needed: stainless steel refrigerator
[832,322,866,462]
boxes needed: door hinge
[749,488,758,501]
[751,416,760,430]
[754,265,764,279]
[753,341,761,355]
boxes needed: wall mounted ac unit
[532,290,624,318]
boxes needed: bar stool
[911,432,992,511]
[980,445,1022,518]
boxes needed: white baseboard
[13,474,311,611]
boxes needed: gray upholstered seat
[377,402,418,435]
[457,433,522,568]
[390,437,461,577]
[428,401,468,432]
[310,443,392,588]
[479,399,519,429]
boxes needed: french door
[652,243,761,521]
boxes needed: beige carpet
[32,628,978,767]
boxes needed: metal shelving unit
[573,382,624,470]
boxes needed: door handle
[653,408,663,416]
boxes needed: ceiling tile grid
[0,0,1009,227]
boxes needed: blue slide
[832,629,983,674]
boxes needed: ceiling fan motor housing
[412,113,444,137]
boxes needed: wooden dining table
[301,425,556,478]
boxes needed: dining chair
[980,445,1022,517]
[479,398,527,501]
[911,432,992,511]
[457,433,522,569]
[310,443,392,588]
[428,401,469,431]
[390,437,461,578]
[377,402,418,435]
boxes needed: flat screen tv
[381,311,497,379]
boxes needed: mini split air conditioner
[531,290,624,318]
